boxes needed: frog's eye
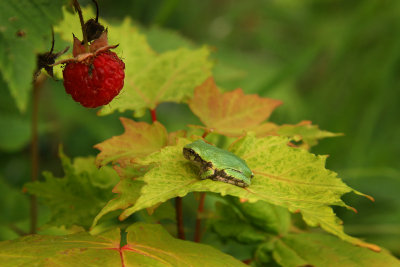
[183,147,196,160]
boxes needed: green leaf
[92,175,146,228]
[112,135,377,250]
[273,233,400,267]
[0,0,66,111]
[269,120,343,149]
[100,46,213,116]
[95,119,168,167]
[0,223,246,267]
[25,149,119,229]
[229,198,291,236]
[212,202,269,244]
[123,223,246,266]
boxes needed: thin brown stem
[72,0,89,51]
[92,0,100,22]
[30,75,45,234]
[194,192,206,242]
[201,130,209,138]
[50,27,55,54]
[175,197,185,239]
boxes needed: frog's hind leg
[200,169,214,180]
[213,176,246,188]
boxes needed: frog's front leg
[200,168,214,180]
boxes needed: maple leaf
[188,77,282,136]
[25,149,119,229]
[95,118,168,167]
[92,172,145,228]
[0,223,246,267]
[99,135,378,250]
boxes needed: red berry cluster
[53,0,125,108]
[63,49,125,108]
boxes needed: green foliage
[0,0,66,111]
[25,149,119,229]
[0,223,245,267]
[208,199,399,267]
[1,1,399,266]
[273,233,399,267]
[95,132,376,249]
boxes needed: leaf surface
[256,120,342,149]
[25,150,119,229]
[273,233,400,267]
[188,77,282,136]
[0,223,246,267]
[100,46,212,116]
[0,0,65,111]
[95,119,168,167]
[111,135,377,249]
[123,223,246,267]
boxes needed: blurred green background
[1,0,399,256]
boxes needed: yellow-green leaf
[100,46,213,116]
[255,120,343,149]
[111,135,377,250]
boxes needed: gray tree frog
[183,140,253,187]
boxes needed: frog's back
[187,140,251,174]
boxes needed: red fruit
[63,50,125,108]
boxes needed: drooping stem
[194,192,206,242]
[150,108,157,122]
[50,28,55,54]
[72,0,89,51]
[175,197,185,239]
[30,75,45,234]
[92,0,100,22]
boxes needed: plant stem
[73,0,89,52]
[150,108,157,122]
[242,259,252,265]
[201,130,209,138]
[175,197,185,239]
[30,75,45,234]
[194,192,206,242]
